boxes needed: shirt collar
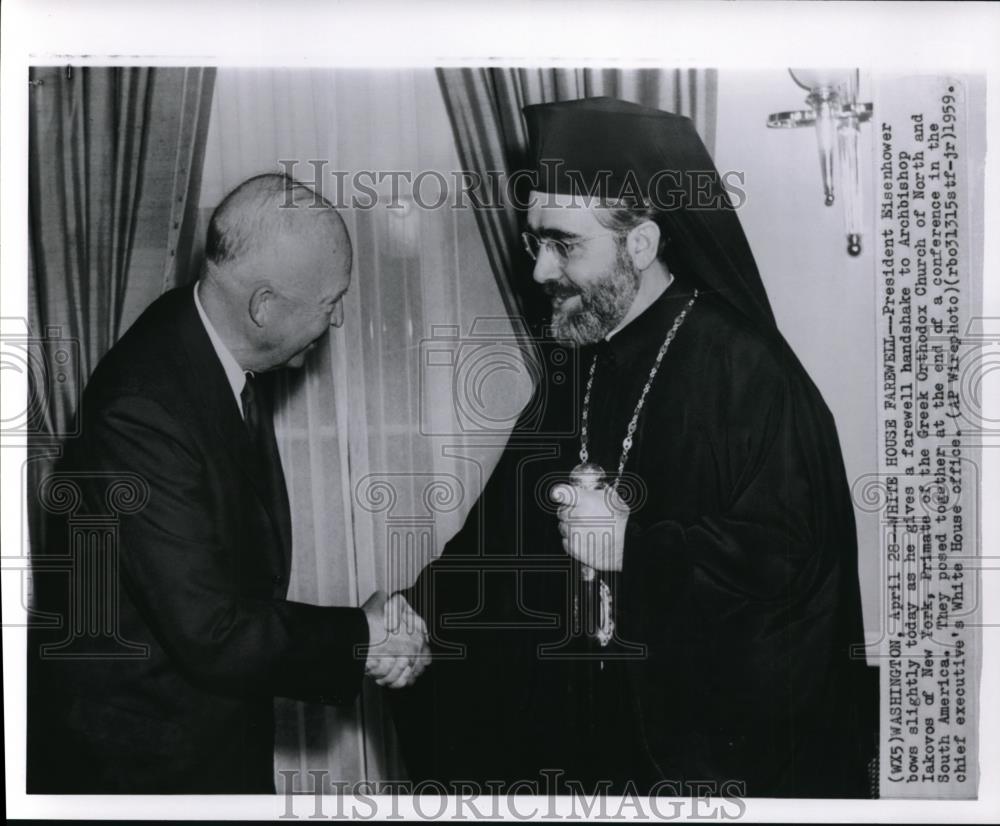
[193,281,248,414]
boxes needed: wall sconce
[768,69,872,256]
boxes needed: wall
[713,70,881,641]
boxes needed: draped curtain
[28,66,714,783]
[29,67,153,447]
[194,67,717,785]
[26,66,215,562]
[197,68,535,786]
[436,67,718,344]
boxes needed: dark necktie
[240,372,292,558]
[241,372,260,437]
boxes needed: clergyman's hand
[550,483,629,572]
[361,590,430,689]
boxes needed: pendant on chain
[566,289,699,648]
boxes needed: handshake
[361,591,431,689]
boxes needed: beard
[546,243,641,346]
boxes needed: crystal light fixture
[768,69,873,256]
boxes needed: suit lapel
[170,285,292,573]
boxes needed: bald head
[198,174,354,372]
[204,173,351,287]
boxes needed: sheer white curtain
[198,69,533,784]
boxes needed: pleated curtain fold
[27,65,215,550]
[435,67,718,344]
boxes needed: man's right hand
[361,591,430,689]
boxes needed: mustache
[542,281,581,299]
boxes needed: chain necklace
[569,288,699,647]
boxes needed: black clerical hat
[522,96,720,206]
[521,95,777,332]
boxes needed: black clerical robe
[397,276,876,798]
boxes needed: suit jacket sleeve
[86,393,369,706]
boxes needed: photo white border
[3,1,998,821]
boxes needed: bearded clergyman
[394,97,877,798]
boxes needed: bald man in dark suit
[28,174,428,794]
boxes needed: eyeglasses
[520,230,620,262]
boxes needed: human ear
[248,286,273,328]
[626,220,661,270]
